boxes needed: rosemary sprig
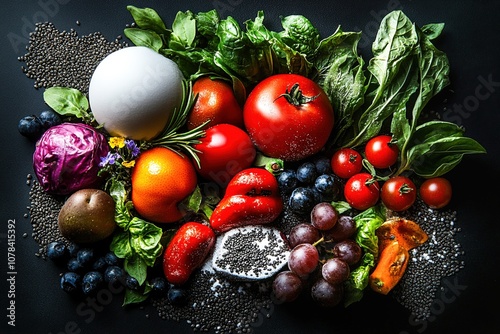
[142,79,208,167]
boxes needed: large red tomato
[192,123,256,187]
[243,74,334,161]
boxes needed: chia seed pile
[21,21,465,333]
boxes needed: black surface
[1,1,500,333]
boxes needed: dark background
[1,0,499,333]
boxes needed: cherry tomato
[344,173,380,211]
[187,76,244,130]
[419,177,452,209]
[381,176,417,211]
[243,74,334,161]
[192,124,256,187]
[364,135,399,169]
[331,148,363,179]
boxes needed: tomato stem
[275,83,320,106]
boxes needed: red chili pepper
[163,222,215,286]
[209,167,283,233]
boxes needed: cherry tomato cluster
[331,135,453,211]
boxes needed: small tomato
[192,123,256,187]
[381,176,417,211]
[344,172,380,211]
[187,76,244,130]
[331,148,363,179]
[365,135,399,169]
[419,177,452,209]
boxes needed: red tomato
[192,124,256,187]
[331,148,363,179]
[419,177,452,209]
[243,74,334,161]
[381,176,417,211]
[364,135,399,169]
[187,76,244,130]
[344,173,380,211]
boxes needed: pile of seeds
[152,266,273,333]
[26,177,65,259]
[19,22,127,94]
[391,198,465,321]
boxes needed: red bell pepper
[163,222,215,286]
[209,167,283,233]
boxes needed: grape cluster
[273,157,363,307]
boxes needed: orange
[186,76,244,130]
[131,147,198,223]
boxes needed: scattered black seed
[390,198,465,322]
[19,22,127,94]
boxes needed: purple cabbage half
[33,123,109,195]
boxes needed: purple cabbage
[33,123,109,195]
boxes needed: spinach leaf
[278,15,320,59]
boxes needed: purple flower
[99,152,121,167]
[126,139,141,158]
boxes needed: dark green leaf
[110,231,132,259]
[123,288,149,306]
[124,253,148,285]
[279,15,320,58]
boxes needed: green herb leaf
[110,230,132,259]
[124,27,163,51]
[421,22,445,40]
[43,87,89,119]
[170,11,197,49]
[123,288,149,306]
[126,5,169,35]
[124,252,148,285]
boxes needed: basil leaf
[109,179,132,228]
[170,11,197,49]
[124,253,148,285]
[128,217,163,267]
[123,288,149,306]
[124,28,163,51]
[126,5,169,36]
[43,87,89,119]
[110,231,132,259]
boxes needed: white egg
[89,46,184,140]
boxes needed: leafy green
[43,87,91,121]
[343,206,385,306]
[108,178,163,303]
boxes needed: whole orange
[186,76,244,130]
[131,147,198,223]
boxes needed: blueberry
[315,174,338,195]
[104,252,119,266]
[46,241,68,262]
[288,187,317,214]
[67,258,83,272]
[76,248,94,267]
[92,256,107,272]
[60,272,81,293]
[150,277,168,296]
[125,275,140,290]
[39,110,62,129]
[104,265,125,285]
[314,156,332,175]
[277,169,299,194]
[18,115,44,140]
[296,162,318,185]
[67,243,80,257]
[82,271,104,295]
[167,287,188,305]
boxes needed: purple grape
[311,202,339,231]
[272,271,303,303]
[323,215,356,242]
[288,243,319,278]
[288,223,321,248]
[322,258,350,285]
[311,277,344,307]
[332,239,362,265]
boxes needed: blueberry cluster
[278,156,342,215]
[46,240,188,304]
[18,109,61,140]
